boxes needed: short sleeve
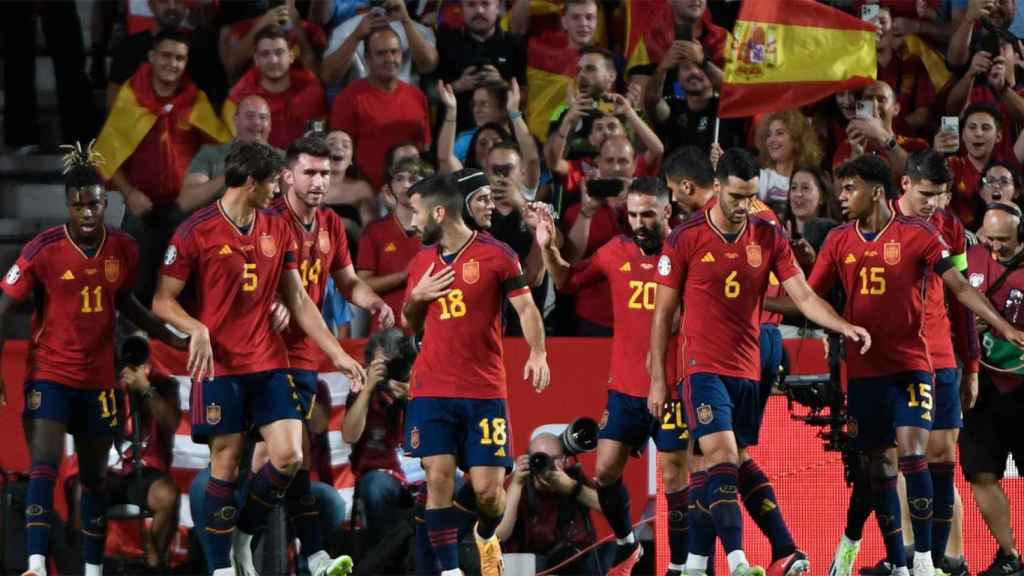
[560,254,606,295]
[282,228,299,271]
[807,232,839,296]
[162,229,198,282]
[403,251,429,306]
[329,214,353,272]
[499,252,529,299]
[1,253,38,302]
[923,229,954,275]
[654,230,687,290]
[355,226,379,272]
[769,227,801,284]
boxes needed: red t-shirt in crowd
[226,67,327,150]
[272,197,352,371]
[808,213,953,379]
[163,203,298,376]
[329,79,431,189]
[562,156,658,201]
[640,7,728,67]
[878,50,942,137]
[404,233,529,399]
[2,226,138,390]
[561,203,627,328]
[832,133,929,171]
[948,155,993,231]
[561,235,679,398]
[346,390,404,478]
[356,216,421,333]
[656,210,801,381]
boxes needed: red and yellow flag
[719,0,876,119]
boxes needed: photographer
[341,328,416,545]
[495,433,600,575]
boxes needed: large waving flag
[719,0,876,119]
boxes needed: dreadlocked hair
[60,140,105,192]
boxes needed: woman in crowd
[755,108,823,217]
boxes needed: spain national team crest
[462,260,480,285]
[26,389,41,411]
[410,426,421,449]
[696,403,713,425]
[259,234,277,258]
[206,403,222,425]
[746,244,762,268]
[318,229,331,255]
[104,258,120,283]
[883,241,901,265]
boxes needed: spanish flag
[95,63,230,183]
[625,3,727,70]
[719,0,876,119]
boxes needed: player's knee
[595,465,623,487]
[473,484,504,516]
[210,441,244,476]
[659,457,688,491]
[868,451,897,479]
[269,446,303,473]
[148,479,180,513]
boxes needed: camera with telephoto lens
[118,334,151,368]
[385,334,419,383]
[528,417,599,474]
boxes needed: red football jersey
[562,235,679,398]
[561,203,626,328]
[163,203,298,376]
[656,211,801,381]
[272,197,352,371]
[404,233,530,399]
[356,216,421,333]
[807,213,953,379]
[2,226,138,390]
[893,203,979,372]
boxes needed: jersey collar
[217,200,257,237]
[284,195,318,232]
[855,208,896,243]
[436,231,477,265]
[705,207,747,244]
[63,224,106,260]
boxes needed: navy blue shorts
[848,371,934,450]
[403,397,513,471]
[190,370,302,444]
[683,373,760,448]
[23,380,119,437]
[287,369,319,422]
[597,390,689,454]
[932,367,962,430]
[756,323,784,439]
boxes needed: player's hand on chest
[431,257,491,321]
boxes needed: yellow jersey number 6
[438,289,467,319]
[724,271,741,299]
[242,263,258,292]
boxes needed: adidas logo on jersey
[61,270,75,280]
[619,262,631,272]
[760,498,778,514]
[219,245,232,256]
[384,242,397,253]
[701,252,716,263]
[844,253,857,264]
[494,447,506,457]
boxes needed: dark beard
[632,229,663,255]
[421,219,443,245]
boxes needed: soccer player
[649,149,870,576]
[830,150,979,576]
[805,154,1024,576]
[0,142,185,576]
[402,172,550,576]
[247,135,393,574]
[536,176,689,575]
[153,141,366,576]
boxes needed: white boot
[230,530,259,576]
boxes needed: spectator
[453,81,510,164]
[634,0,728,71]
[495,433,601,575]
[96,28,231,305]
[356,157,430,333]
[754,109,823,218]
[330,26,431,189]
[324,129,377,227]
[523,0,600,141]
[222,25,327,150]
[341,328,414,546]
[948,0,1016,69]
[560,135,638,336]
[308,0,371,34]
[662,146,716,216]
[873,5,946,137]
[545,47,619,162]
[978,160,1022,209]
[179,95,274,214]
[785,165,840,253]
[218,0,325,83]
[321,0,438,91]
[832,80,928,174]
[940,102,1007,229]
[436,0,528,131]
[646,52,743,156]
[106,0,186,109]
[963,205,1024,576]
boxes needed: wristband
[509,111,523,121]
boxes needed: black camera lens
[528,452,554,474]
[561,417,599,455]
